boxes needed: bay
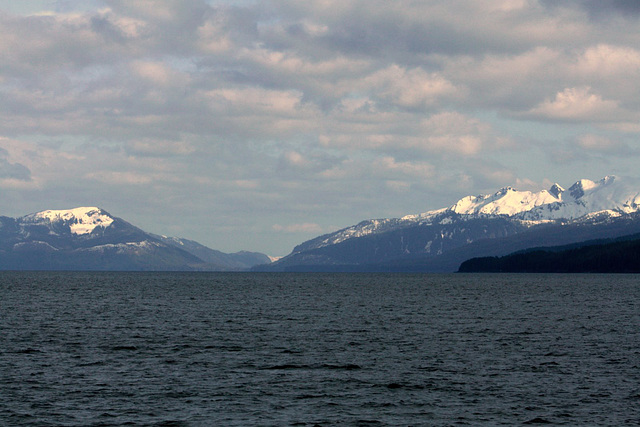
[0,272,639,426]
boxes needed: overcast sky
[1,0,640,256]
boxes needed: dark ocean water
[1,272,639,426]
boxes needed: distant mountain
[152,234,271,270]
[259,175,640,272]
[458,233,640,273]
[0,207,270,271]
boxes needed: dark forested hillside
[458,234,640,273]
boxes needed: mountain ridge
[260,175,640,272]
[0,207,270,271]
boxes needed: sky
[1,0,640,256]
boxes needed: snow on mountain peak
[549,183,564,199]
[521,175,640,220]
[568,178,596,199]
[27,207,114,235]
[285,175,640,254]
[450,186,560,217]
[446,175,640,221]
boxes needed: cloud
[130,60,189,87]
[1,0,639,255]
[575,44,640,77]
[525,87,620,122]
[272,222,324,233]
[550,0,640,19]
[126,138,196,157]
[417,112,501,155]
[575,134,635,155]
[372,157,435,179]
[0,156,31,181]
[276,150,345,177]
[85,171,154,185]
[362,65,459,110]
[317,110,509,156]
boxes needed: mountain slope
[261,175,640,272]
[153,235,271,270]
[458,233,640,273]
[0,207,269,271]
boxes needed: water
[1,272,639,426]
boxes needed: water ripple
[0,271,639,425]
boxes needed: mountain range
[0,207,270,271]
[259,175,640,272]
[3,175,640,272]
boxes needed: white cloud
[373,157,435,179]
[603,123,640,133]
[197,18,232,54]
[272,222,324,233]
[526,87,620,121]
[575,44,640,77]
[131,60,189,87]
[1,0,640,255]
[317,110,507,156]
[417,112,494,155]
[575,134,633,155]
[577,134,615,150]
[127,138,196,157]
[362,65,459,109]
[85,171,154,185]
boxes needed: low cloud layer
[1,0,639,255]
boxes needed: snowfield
[22,207,114,235]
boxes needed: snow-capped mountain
[263,175,640,272]
[0,207,269,271]
[456,175,640,219]
[20,207,114,235]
